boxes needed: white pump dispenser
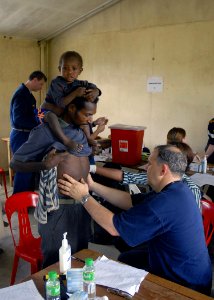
[59,232,71,273]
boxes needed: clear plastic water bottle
[202,155,207,174]
[83,258,96,300]
[46,271,61,300]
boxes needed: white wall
[1,0,214,172]
[47,0,214,153]
[0,38,41,169]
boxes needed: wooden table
[1,137,13,187]
[27,249,212,300]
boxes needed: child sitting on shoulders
[37,50,101,152]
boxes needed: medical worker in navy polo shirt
[58,144,212,295]
[10,71,47,193]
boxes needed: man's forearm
[89,129,101,141]
[96,166,123,182]
[83,196,119,236]
[90,181,132,210]
[10,158,45,172]
[206,144,214,158]
[61,93,76,107]
[11,150,67,173]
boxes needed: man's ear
[68,103,76,113]
[32,78,37,83]
[58,66,61,72]
[79,68,83,74]
[161,163,168,176]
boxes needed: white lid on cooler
[109,124,147,131]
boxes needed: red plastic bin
[109,124,146,166]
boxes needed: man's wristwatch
[81,194,91,205]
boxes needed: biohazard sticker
[119,140,128,152]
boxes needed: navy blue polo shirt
[10,83,38,130]
[113,181,212,293]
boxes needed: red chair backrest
[5,192,39,248]
[201,199,214,246]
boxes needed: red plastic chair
[0,167,8,199]
[5,191,43,285]
[201,199,214,246]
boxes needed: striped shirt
[34,166,59,224]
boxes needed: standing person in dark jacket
[10,70,47,193]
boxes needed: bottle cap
[48,271,57,280]
[85,257,93,266]
[62,232,68,248]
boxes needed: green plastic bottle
[46,271,61,300]
[83,258,96,300]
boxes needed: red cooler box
[109,124,147,166]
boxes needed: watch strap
[81,194,91,205]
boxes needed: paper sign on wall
[147,76,163,93]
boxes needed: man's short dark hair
[155,144,187,177]
[59,51,83,68]
[71,97,89,111]
[65,97,94,114]
[29,71,47,82]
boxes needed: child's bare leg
[44,111,83,152]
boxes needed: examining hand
[58,174,89,200]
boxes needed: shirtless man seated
[10,97,94,267]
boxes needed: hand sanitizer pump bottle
[59,232,71,274]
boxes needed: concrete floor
[0,180,120,289]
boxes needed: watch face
[81,194,90,205]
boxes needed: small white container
[67,268,83,293]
